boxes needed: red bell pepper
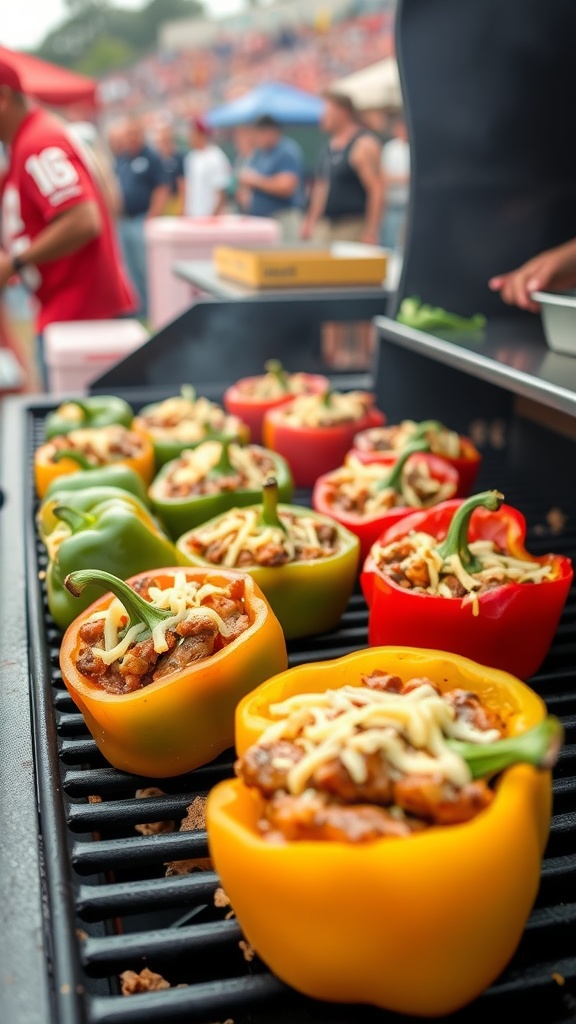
[312,441,460,563]
[361,490,573,679]
[262,389,385,489]
[350,419,482,497]
[222,360,329,445]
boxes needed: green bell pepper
[44,460,150,506]
[177,478,360,640]
[37,485,155,547]
[44,395,134,440]
[397,297,486,333]
[45,497,181,631]
[148,439,294,541]
[132,385,250,469]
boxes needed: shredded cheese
[90,571,242,667]
[257,683,501,794]
[140,395,242,442]
[189,507,337,567]
[278,390,373,428]
[327,456,456,516]
[154,443,273,496]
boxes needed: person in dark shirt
[114,116,169,319]
[154,122,185,215]
[302,92,383,245]
[238,115,305,241]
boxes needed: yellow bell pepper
[207,646,558,1018]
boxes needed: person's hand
[489,239,576,313]
[237,168,261,189]
[360,229,379,246]
[300,219,313,241]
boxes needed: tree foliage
[35,0,205,74]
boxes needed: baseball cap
[0,59,23,93]
[191,114,211,136]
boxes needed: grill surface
[20,402,576,1024]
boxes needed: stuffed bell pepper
[148,438,294,541]
[43,495,179,630]
[312,440,459,563]
[262,388,385,489]
[37,484,154,547]
[223,360,329,444]
[207,646,562,1017]
[351,418,482,497]
[132,385,250,469]
[43,395,134,440]
[43,460,151,506]
[361,490,573,679]
[34,425,155,499]
[60,566,287,777]
[177,478,360,639]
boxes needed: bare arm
[0,200,102,289]
[174,176,186,216]
[351,136,384,244]
[238,168,298,199]
[147,184,170,219]
[489,238,576,312]
[213,189,228,215]
[301,178,328,239]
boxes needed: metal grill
[22,405,576,1024]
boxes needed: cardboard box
[213,242,388,289]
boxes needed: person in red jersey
[0,60,136,389]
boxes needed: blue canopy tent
[205,82,324,128]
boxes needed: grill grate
[24,406,576,1024]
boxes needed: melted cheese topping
[140,395,243,442]
[189,507,336,567]
[47,425,142,464]
[373,531,554,597]
[240,372,315,400]
[258,684,501,793]
[277,390,373,428]
[358,421,462,458]
[328,455,456,515]
[89,572,238,666]
[155,442,273,494]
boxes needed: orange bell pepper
[59,566,287,777]
[34,427,155,499]
[207,646,559,1018]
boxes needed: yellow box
[213,244,388,289]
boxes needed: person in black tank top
[302,91,384,245]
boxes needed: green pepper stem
[52,449,94,469]
[376,438,430,493]
[209,439,236,478]
[260,477,286,532]
[436,490,504,574]
[180,384,196,404]
[60,399,91,421]
[52,506,95,532]
[64,569,174,634]
[321,387,332,407]
[264,359,290,392]
[411,419,444,441]
[448,716,564,780]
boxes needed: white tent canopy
[332,58,402,111]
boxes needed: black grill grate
[24,407,576,1024]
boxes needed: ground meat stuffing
[187,511,339,569]
[75,576,249,694]
[46,426,144,465]
[235,674,505,843]
[160,448,275,498]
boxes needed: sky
[0,0,246,52]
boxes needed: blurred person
[380,110,410,252]
[489,239,576,312]
[114,115,170,319]
[302,92,384,245]
[237,115,305,241]
[0,62,136,391]
[154,122,185,215]
[68,120,121,217]
[231,125,256,212]
[183,116,231,217]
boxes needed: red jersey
[1,107,136,331]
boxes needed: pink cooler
[44,319,150,395]
[144,215,280,330]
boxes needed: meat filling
[186,509,339,568]
[46,426,144,465]
[235,673,505,843]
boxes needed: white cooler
[44,319,150,395]
[145,215,280,330]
